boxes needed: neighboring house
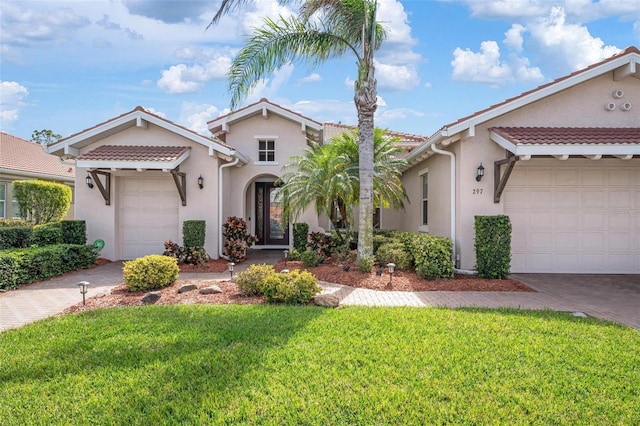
[0,132,75,220]
[388,46,640,274]
[46,47,639,275]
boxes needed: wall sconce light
[387,262,396,284]
[78,281,90,305]
[227,262,235,280]
[283,249,289,267]
[197,175,204,189]
[86,174,94,189]
[476,163,485,182]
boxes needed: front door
[255,182,289,246]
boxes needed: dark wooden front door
[255,182,289,245]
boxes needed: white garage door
[504,163,639,273]
[119,177,179,260]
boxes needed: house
[0,132,75,219]
[387,46,640,274]
[46,47,639,274]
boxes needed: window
[373,207,381,229]
[258,139,275,162]
[421,173,428,226]
[0,183,6,218]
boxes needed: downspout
[431,144,457,267]
[218,155,240,260]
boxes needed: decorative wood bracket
[171,167,187,206]
[494,151,519,203]
[89,170,111,206]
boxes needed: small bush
[375,242,413,271]
[223,216,258,262]
[123,255,179,292]
[262,270,320,304]
[358,256,375,273]
[0,226,32,249]
[292,222,309,252]
[236,263,275,296]
[32,222,63,246]
[183,220,206,247]
[416,260,442,280]
[62,220,87,245]
[13,180,71,224]
[332,243,354,263]
[475,215,512,279]
[287,248,302,261]
[163,240,209,266]
[301,250,323,267]
[306,232,335,257]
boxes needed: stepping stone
[178,284,198,293]
[200,285,222,294]
[142,291,161,304]
[314,294,339,308]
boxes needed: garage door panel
[505,164,639,273]
[119,177,179,260]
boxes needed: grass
[1,305,639,425]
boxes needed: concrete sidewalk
[2,251,639,332]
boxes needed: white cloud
[0,81,29,126]
[157,53,233,94]
[451,41,512,86]
[297,73,321,84]
[528,7,620,71]
[504,24,525,52]
[243,63,295,105]
[286,99,357,125]
[179,102,221,135]
[375,62,420,91]
[142,107,166,118]
[376,107,425,125]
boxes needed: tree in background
[31,129,62,146]
[13,180,71,224]
[209,0,384,266]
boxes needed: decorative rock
[200,285,223,294]
[178,284,198,293]
[314,294,340,308]
[142,291,161,304]
[95,289,111,298]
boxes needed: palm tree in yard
[277,128,407,245]
[209,0,385,264]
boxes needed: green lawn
[1,305,638,425]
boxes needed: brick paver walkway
[1,251,639,332]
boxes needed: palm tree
[209,0,384,263]
[277,128,407,245]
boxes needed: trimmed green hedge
[183,220,206,247]
[0,227,32,250]
[0,244,97,290]
[393,231,454,279]
[475,215,512,279]
[32,222,63,246]
[62,220,87,245]
[293,223,309,252]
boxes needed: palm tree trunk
[354,56,376,261]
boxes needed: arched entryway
[250,178,289,247]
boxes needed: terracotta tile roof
[76,145,191,162]
[443,46,640,130]
[323,122,428,150]
[490,127,640,145]
[0,132,75,179]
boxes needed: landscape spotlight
[78,281,90,305]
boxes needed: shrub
[223,216,258,262]
[62,220,87,245]
[358,256,375,273]
[306,232,335,257]
[394,231,454,279]
[301,250,323,267]
[287,247,302,261]
[373,234,393,255]
[0,226,32,250]
[332,242,354,263]
[13,180,72,224]
[183,220,206,247]
[0,244,96,290]
[292,223,309,252]
[416,260,442,281]
[475,215,512,279]
[236,263,275,296]
[123,255,179,292]
[162,240,209,266]
[375,242,413,271]
[262,270,320,304]
[0,219,29,228]
[32,222,63,246]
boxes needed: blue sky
[1,0,638,141]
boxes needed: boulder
[142,291,161,304]
[178,284,198,293]
[314,294,339,308]
[200,285,223,295]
